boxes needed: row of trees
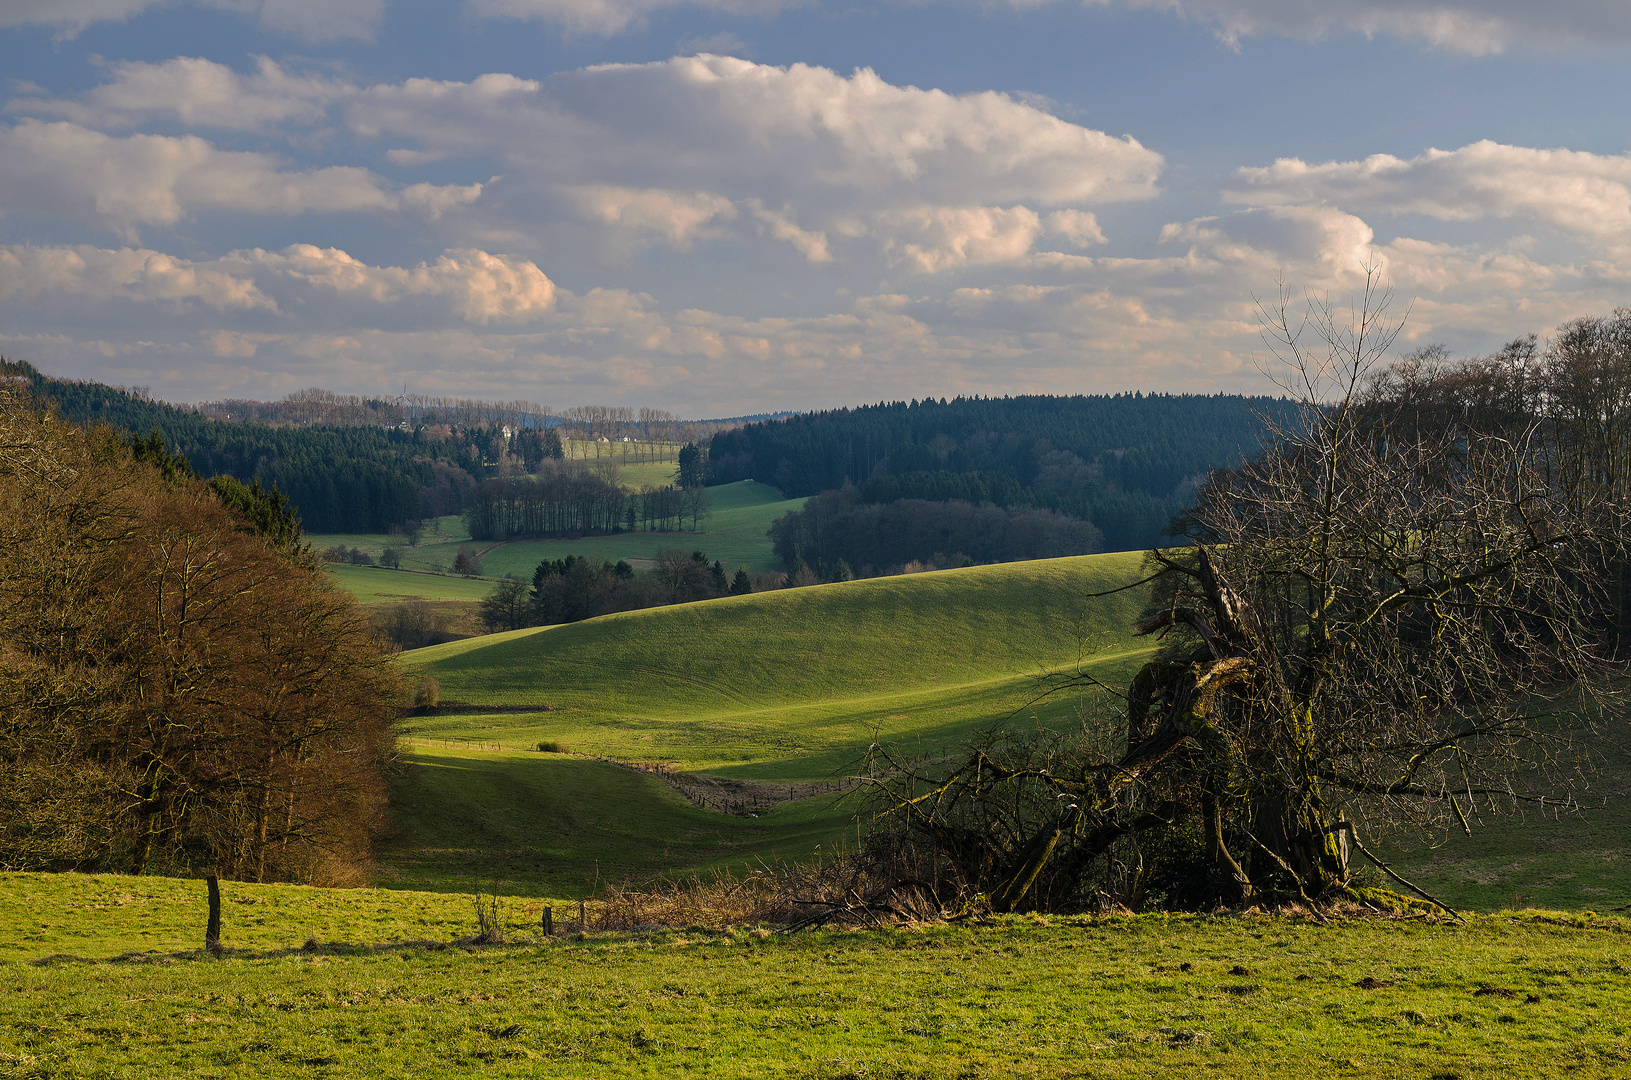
[873,287,1631,914]
[0,385,399,884]
[463,461,712,541]
[477,550,751,630]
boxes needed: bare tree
[874,273,1628,914]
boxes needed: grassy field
[380,749,855,896]
[311,480,800,581]
[5,873,1630,1079]
[374,552,1153,895]
[396,552,1156,779]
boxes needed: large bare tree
[875,276,1630,913]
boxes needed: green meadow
[310,480,801,580]
[13,548,1631,1078]
[5,877,1631,1080]
[396,552,1156,777]
[361,547,1631,914]
[381,750,853,896]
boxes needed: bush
[453,547,482,576]
[379,546,402,569]
[536,740,566,753]
[374,600,449,651]
[413,676,441,709]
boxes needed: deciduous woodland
[0,386,399,885]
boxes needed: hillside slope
[398,551,1157,779]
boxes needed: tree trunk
[1254,789,1347,897]
[204,874,223,954]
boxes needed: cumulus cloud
[17,55,1155,266]
[11,56,350,132]
[345,55,1161,267]
[0,244,274,311]
[0,242,555,325]
[1044,209,1106,248]
[1228,140,1631,248]
[568,186,738,247]
[882,206,1043,272]
[0,121,481,239]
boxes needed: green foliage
[207,474,305,553]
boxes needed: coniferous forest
[717,393,1303,563]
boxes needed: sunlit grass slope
[324,563,493,604]
[398,551,1156,780]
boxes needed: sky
[1,1,1629,414]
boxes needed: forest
[7,360,558,533]
[712,393,1304,556]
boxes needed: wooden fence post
[205,874,223,954]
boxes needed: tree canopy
[0,386,400,884]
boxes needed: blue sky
[2,1,1629,413]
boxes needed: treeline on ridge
[10,360,570,534]
[718,393,1301,565]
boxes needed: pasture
[395,552,1157,778]
[310,480,800,579]
[373,548,1631,914]
[3,873,1629,1080]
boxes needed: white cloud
[1044,209,1106,248]
[568,185,738,247]
[346,55,1162,268]
[240,244,557,321]
[1229,140,1631,248]
[11,56,349,132]
[882,205,1043,272]
[257,0,383,41]
[749,202,832,262]
[0,244,274,311]
[466,0,790,36]
[0,242,555,325]
[0,121,481,239]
